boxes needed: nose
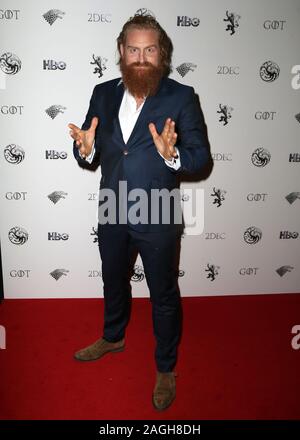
[139,50,145,64]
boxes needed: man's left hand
[149,118,178,161]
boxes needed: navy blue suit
[73,77,209,372]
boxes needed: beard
[120,59,164,98]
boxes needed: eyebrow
[126,44,158,49]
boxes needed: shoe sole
[74,346,125,362]
[152,394,175,411]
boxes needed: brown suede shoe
[152,371,177,411]
[74,337,125,361]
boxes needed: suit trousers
[98,223,182,373]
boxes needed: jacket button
[123,149,128,155]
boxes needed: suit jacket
[73,77,209,232]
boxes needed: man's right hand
[68,117,99,159]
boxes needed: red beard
[120,60,163,98]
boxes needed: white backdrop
[0,0,299,298]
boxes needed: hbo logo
[48,232,69,241]
[177,16,200,26]
[43,60,66,70]
[45,150,67,159]
[279,231,299,239]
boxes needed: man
[68,15,209,411]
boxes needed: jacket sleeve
[175,87,210,174]
[73,86,100,168]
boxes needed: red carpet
[0,294,300,420]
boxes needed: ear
[120,44,124,57]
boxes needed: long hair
[117,15,173,76]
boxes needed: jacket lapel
[112,81,125,145]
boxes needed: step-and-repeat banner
[0,0,299,298]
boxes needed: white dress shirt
[82,88,181,170]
